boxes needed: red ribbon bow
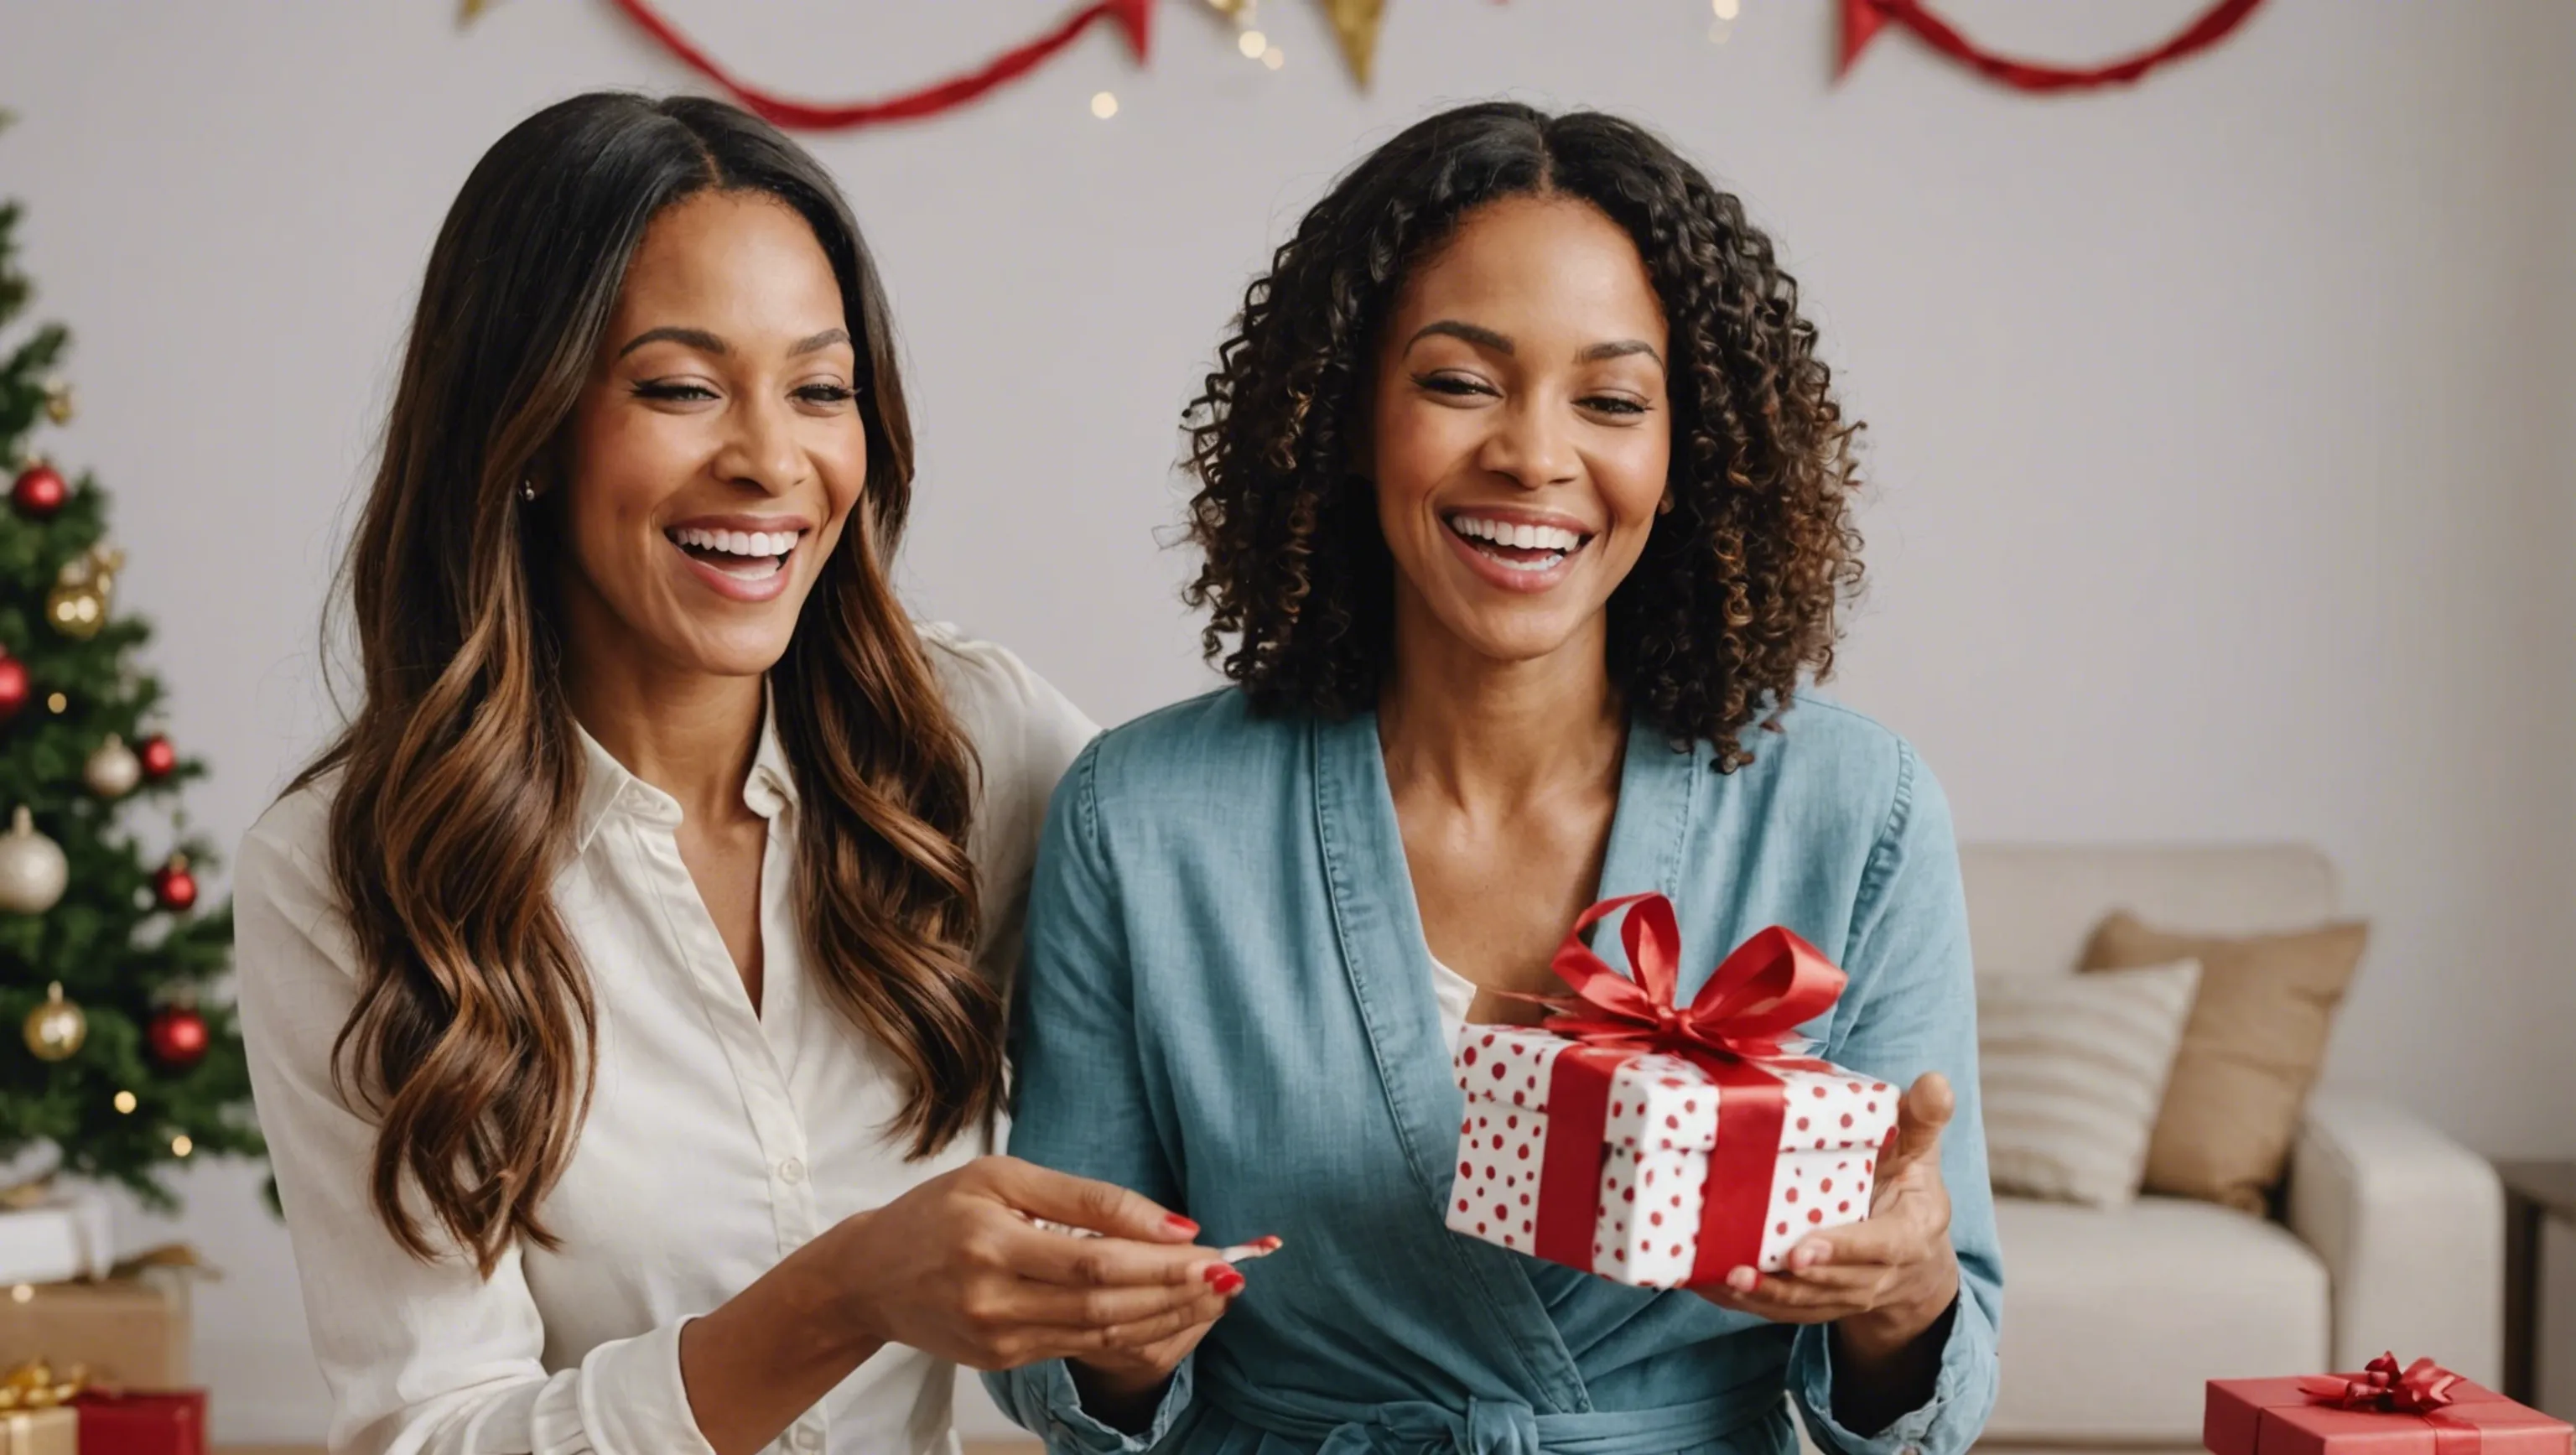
[2302,1354,2463,1416]
[1537,893,1847,1061]
[1526,894,1852,1281]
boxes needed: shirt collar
[743,698,799,819]
[572,687,799,853]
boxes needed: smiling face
[1369,195,1672,670]
[552,189,867,684]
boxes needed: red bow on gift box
[2303,1355,2464,1416]
[1524,894,1862,1281]
[1535,893,1845,1058]
[2206,1354,2572,1455]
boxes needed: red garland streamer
[1839,0,2266,93]
[606,0,1153,131]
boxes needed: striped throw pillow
[1978,960,2202,1208]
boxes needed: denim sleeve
[981,741,1201,1454]
[1790,745,2003,1455]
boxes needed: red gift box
[2207,1356,2570,1455]
[72,1390,205,1455]
[1445,893,1899,1286]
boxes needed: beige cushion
[1979,961,2199,1208]
[1989,1196,2329,1442]
[2082,914,2366,1213]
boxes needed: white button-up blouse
[236,626,1097,1455]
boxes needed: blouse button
[779,1157,807,1185]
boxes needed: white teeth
[672,527,800,557]
[1447,515,1584,553]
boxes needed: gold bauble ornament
[23,985,83,1063]
[40,381,72,428]
[82,734,141,799]
[0,808,68,916]
[44,545,120,642]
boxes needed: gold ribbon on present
[0,1362,84,1411]
[0,1369,78,1455]
[105,1243,219,1281]
[0,1178,53,1214]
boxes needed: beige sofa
[1961,844,2502,1454]
[963,844,2506,1453]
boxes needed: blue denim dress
[987,690,2002,1455]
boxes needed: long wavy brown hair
[1183,103,1865,769]
[294,93,989,1274]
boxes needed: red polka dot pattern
[1446,1024,1898,1283]
[1590,1143,1710,1288]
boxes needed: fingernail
[1727,1267,1758,1293]
[1164,1213,1201,1236]
[1206,1266,1246,1295]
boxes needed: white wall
[2,0,2570,1442]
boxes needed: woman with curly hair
[989,102,2000,1455]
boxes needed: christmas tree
[0,110,261,1208]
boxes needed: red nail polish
[1206,1266,1246,1294]
[1164,1213,1200,1236]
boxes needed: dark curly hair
[1182,102,1864,770]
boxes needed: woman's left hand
[1692,1072,1961,1357]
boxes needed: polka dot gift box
[1446,893,1899,1288]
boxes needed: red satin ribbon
[1839,0,2265,94]
[607,0,1153,131]
[2296,1355,2482,1455]
[1529,894,1846,1282]
[2302,1354,2464,1416]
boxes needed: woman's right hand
[834,1155,1240,1373]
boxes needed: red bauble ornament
[145,1003,210,1070]
[152,856,197,913]
[137,735,177,781]
[0,658,26,723]
[10,463,66,519]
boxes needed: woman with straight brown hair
[236,92,1245,1455]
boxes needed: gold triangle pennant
[1205,0,1387,87]
[1320,0,1385,86]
